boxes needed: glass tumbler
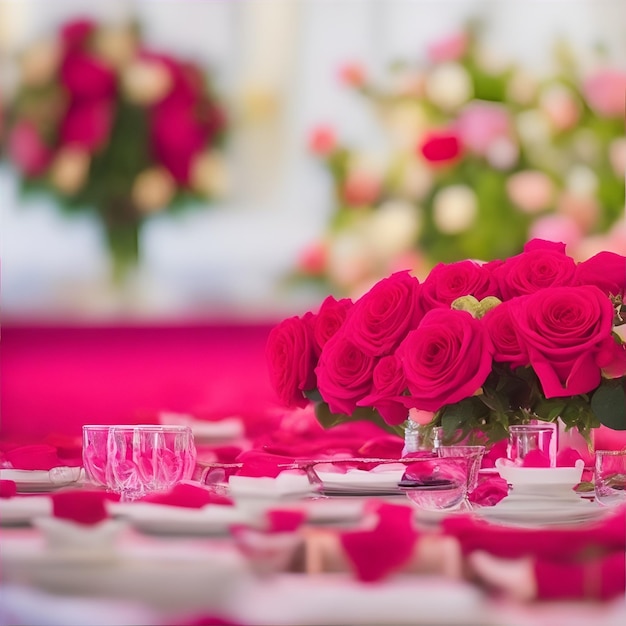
[82,425,113,487]
[399,456,468,511]
[508,424,556,466]
[104,425,196,501]
[438,445,486,495]
[594,449,626,507]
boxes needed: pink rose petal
[521,449,551,468]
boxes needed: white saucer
[0,468,84,493]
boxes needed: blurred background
[1,0,625,322]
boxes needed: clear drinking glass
[399,456,468,511]
[438,445,486,495]
[83,425,196,500]
[594,450,626,507]
[82,425,112,487]
[508,424,556,466]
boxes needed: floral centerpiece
[294,25,626,297]
[5,18,227,280]
[268,240,626,447]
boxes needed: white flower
[20,38,62,87]
[398,158,433,200]
[433,185,478,234]
[382,102,428,150]
[122,59,173,105]
[132,167,176,214]
[516,110,552,146]
[609,137,626,177]
[566,165,598,197]
[49,147,90,196]
[425,62,473,112]
[191,151,230,198]
[326,229,375,290]
[365,200,421,261]
[486,137,519,170]
[506,69,538,106]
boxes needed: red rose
[342,271,423,357]
[494,239,576,300]
[482,299,528,369]
[59,99,114,152]
[398,309,493,412]
[575,251,626,297]
[8,120,52,176]
[60,19,96,49]
[513,285,615,398]
[60,52,116,100]
[358,355,408,426]
[313,295,353,354]
[315,331,377,416]
[151,99,207,184]
[420,260,499,310]
[419,130,462,165]
[266,313,317,408]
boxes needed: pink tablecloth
[1,321,281,438]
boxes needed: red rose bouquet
[4,18,227,279]
[267,239,626,444]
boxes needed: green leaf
[591,382,626,430]
[313,402,404,438]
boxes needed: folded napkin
[467,475,509,507]
[235,450,296,478]
[4,445,63,471]
[357,436,404,460]
[0,479,17,499]
[51,489,118,525]
[230,508,306,576]
[340,502,418,583]
[140,483,233,508]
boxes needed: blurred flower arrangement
[296,25,626,297]
[268,240,626,446]
[4,18,228,280]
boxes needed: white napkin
[314,466,405,493]
[159,411,245,441]
[0,496,52,526]
[229,473,316,501]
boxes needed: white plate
[110,502,253,535]
[0,468,84,493]
[474,496,607,527]
[0,496,52,526]
[228,473,317,500]
[281,498,366,525]
[159,412,245,442]
[314,466,406,495]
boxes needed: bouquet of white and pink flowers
[267,240,626,444]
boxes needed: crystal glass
[438,445,485,494]
[399,456,468,511]
[594,449,626,507]
[82,425,112,487]
[508,424,556,466]
[84,425,196,500]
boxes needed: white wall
[1,0,623,320]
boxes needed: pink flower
[468,475,508,506]
[575,251,626,297]
[309,125,336,155]
[482,299,528,369]
[494,239,577,300]
[298,242,327,276]
[513,285,615,398]
[427,32,468,63]
[455,102,511,156]
[266,313,318,408]
[60,51,116,100]
[398,309,494,412]
[59,99,114,152]
[339,502,417,582]
[8,120,52,176]
[506,170,555,214]
[315,330,377,416]
[358,355,409,426]
[343,170,382,206]
[583,69,626,118]
[343,271,423,357]
[420,260,499,310]
[313,295,353,353]
[419,130,462,165]
[529,215,583,252]
[338,62,366,87]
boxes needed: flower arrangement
[267,240,626,445]
[295,25,626,297]
[5,18,227,279]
